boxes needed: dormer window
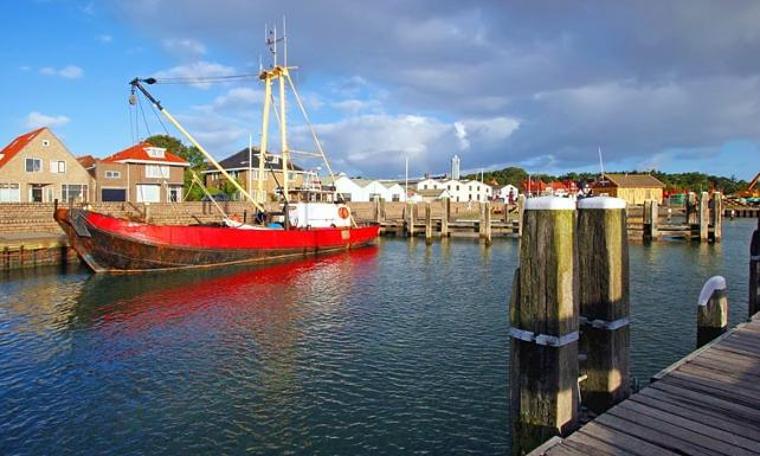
[42,140,50,147]
[145,147,166,159]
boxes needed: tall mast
[257,75,272,204]
[279,20,289,199]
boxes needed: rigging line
[127,102,135,144]
[137,94,152,139]
[147,99,170,136]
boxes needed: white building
[329,175,407,202]
[496,184,519,203]
[415,178,492,202]
[451,155,461,180]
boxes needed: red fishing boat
[55,24,380,273]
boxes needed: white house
[414,178,492,202]
[496,184,519,203]
[330,175,406,202]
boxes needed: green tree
[145,134,206,201]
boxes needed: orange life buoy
[338,206,350,219]
[230,213,241,222]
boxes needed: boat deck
[532,314,760,456]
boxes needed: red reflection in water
[81,247,380,336]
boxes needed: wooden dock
[531,314,760,456]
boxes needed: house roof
[602,173,665,188]
[102,142,189,166]
[0,127,46,169]
[208,148,303,172]
[417,188,447,198]
[77,155,98,169]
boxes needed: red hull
[54,208,380,273]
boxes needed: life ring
[338,206,350,219]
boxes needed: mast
[248,133,253,198]
[257,75,272,204]
[280,65,289,199]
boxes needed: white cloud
[153,61,235,89]
[162,38,206,57]
[25,112,71,129]
[40,65,84,79]
[331,98,382,114]
[210,87,263,110]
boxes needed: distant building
[496,184,519,203]
[203,148,308,202]
[327,174,406,202]
[0,127,93,203]
[451,154,461,180]
[416,178,491,202]
[86,142,190,203]
[591,173,665,205]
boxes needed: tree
[145,134,206,201]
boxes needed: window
[50,160,66,173]
[25,158,41,173]
[145,165,170,178]
[392,194,400,202]
[0,183,20,202]
[457,185,460,191]
[105,170,121,179]
[369,193,382,201]
[146,147,166,158]
[136,184,161,203]
[469,185,473,191]
[340,193,352,202]
[169,186,182,202]
[288,172,297,181]
[42,140,50,147]
[62,184,87,202]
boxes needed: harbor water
[0,219,755,454]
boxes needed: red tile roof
[0,127,46,169]
[77,155,98,169]
[102,142,189,166]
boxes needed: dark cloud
[110,1,760,178]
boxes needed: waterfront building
[83,142,190,203]
[451,154,461,180]
[415,177,491,202]
[0,127,93,203]
[496,184,519,203]
[327,174,407,202]
[591,173,665,205]
[202,147,308,202]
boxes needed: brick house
[0,127,94,203]
[203,147,307,201]
[86,142,189,203]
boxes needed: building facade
[87,142,189,203]
[0,127,93,203]
[591,173,665,205]
[415,178,491,202]
[330,175,407,202]
[203,148,310,202]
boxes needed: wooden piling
[405,202,415,237]
[441,198,450,238]
[374,198,382,224]
[643,199,658,241]
[687,192,698,225]
[516,194,526,237]
[503,202,510,223]
[577,197,630,415]
[711,192,722,242]
[699,192,709,241]
[697,276,728,348]
[425,203,433,245]
[510,196,578,455]
[481,201,492,245]
[750,216,760,318]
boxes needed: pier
[511,197,760,455]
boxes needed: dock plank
[530,317,760,456]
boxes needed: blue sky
[1,1,757,180]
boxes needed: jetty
[510,196,760,456]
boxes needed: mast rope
[137,94,152,139]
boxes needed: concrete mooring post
[577,197,630,415]
[441,198,450,238]
[711,192,722,242]
[510,196,578,455]
[699,192,709,242]
[643,199,658,242]
[750,216,760,318]
[425,203,433,245]
[697,276,728,348]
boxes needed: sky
[1,0,758,180]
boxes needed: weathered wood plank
[649,379,760,425]
[660,374,760,409]
[594,413,714,456]
[573,422,678,456]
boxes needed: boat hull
[54,208,380,273]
